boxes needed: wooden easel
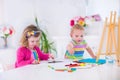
[96,11,120,64]
[118,15,120,66]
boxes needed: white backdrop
[0,0,119,48]
[1,0,86,47]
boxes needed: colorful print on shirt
[31,50,39,61]
[65,40,87,59]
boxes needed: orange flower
[78,20,85,26]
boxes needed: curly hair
[20,24,41,47]
[70,24,84,35]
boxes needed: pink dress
[15,46,49,68]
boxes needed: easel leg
[96,18,107,62]
[106,24,111,55]
[117,17,120,66]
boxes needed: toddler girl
[65,24,96,59]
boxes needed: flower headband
[26,31,40,38]
[70,16,87,27]
[70,14,101,27]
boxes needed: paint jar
[105,55,115,64]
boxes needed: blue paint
[78,58,106,64]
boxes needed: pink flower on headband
[78,17,85,21]
[70,20,74,26]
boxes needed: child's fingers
[49,54,54,59]
[51,56,54,59]
[38,59,40,63]
[32,60,36,64]
[32,60,39,64]
[35,60,40,64]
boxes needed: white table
[0,48,16,71]
[0,48,16,64]
[0,59,120,80]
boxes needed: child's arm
[15,48,33,67]
[86,46,96,58]
[35,46,49,60]
[67,43,74,54]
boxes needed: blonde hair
[20,24,41,47]
[70,24,84,35]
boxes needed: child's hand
[67,43,74,54]
[68,49,74,55]
[49,53,54,59]
[32,60,40,64]
[93,56,97,59]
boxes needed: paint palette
[78,58,106,64]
